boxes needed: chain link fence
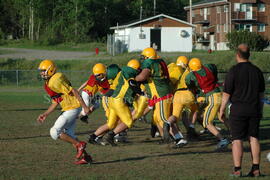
[0,70,270,94]
[0,70,89,88]
[107,34,129,56]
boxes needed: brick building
[184,0,270,50]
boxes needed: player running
[78,63,111,123]
[136,47,181,145]
[185,58,230,150]
[36,59,92,165]
[89,59,145,146]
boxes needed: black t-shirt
[224,62,265,117]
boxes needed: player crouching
[37,59,92,165]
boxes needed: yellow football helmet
[189,58,202,71]
[38,59,56,80]
[141,47,157,60]
[176,56,188,68]
[93,63,106,75]
[127,59,140,70]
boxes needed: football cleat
[105,131,117,146]
[114,132,128,143]
[187,127,200,140]
[76,141,87,159]
[150,124,158,138]
[80,115,88,124]
[246,170,263,177]
[229,170,242,178]
[175,138,188,148]
[216,138,230,151]
[88,134,106,145]
[74,154,92,165]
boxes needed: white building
[110,14,196,53]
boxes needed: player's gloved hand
[129,79,143,95]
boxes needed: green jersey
[112,66,140,106]
[106,64,121,80]
[141,58,172,98]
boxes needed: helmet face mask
[94,73,106,82]
[93,63,106,79]
[176,56,188,69]
[39,69,49,80]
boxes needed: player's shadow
[93,150,229,165]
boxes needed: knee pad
[50,127,60,140]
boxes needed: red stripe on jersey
[44,83,63,103]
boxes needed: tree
[226,30,269,51]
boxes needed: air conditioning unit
[138,33,146,39]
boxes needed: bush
[226,30,269,51]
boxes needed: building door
[150,29,161,51]
[246,4,252,19]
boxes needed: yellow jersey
[176,68,190,90]
[46,72,80,111]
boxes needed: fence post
[16,70,19,87]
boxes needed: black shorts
[229,115,261,140]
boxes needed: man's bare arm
[219,92,230,122]
[135,69,151,82]
[78,81,87,92]
[37,102,58,123]
[71,88,89,114]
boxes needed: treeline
[0,0,200,45]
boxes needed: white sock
[174,132,183,140]
[189,124,195,128]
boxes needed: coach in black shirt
[219,44,265,177]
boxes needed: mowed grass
[0,89,270,180]
[1,40,106,52]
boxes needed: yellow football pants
[203,92,222,128]
[132,95,148,120]
[172,90,197,121]
[102,96,110,118]
[107,97,133,129]
[152,97,172,128]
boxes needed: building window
[234,3,240,12]
[217,6,221,13]
[216,24,220,33]
[234,24,252,32]
[224,5,228,13]
[240,4,246,12]
[258,3,265,12]
[207,8,210,15]
[200,9,203,16]
[258,24,265,32]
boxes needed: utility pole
[154,0,156,16]
[190,0,192,24]
[140,0,143,32]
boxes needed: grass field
[0,88,269,180]
[0,40,106,52]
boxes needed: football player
[185,58,230,150]
[136,47,179,145]
[37,59,92,165]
